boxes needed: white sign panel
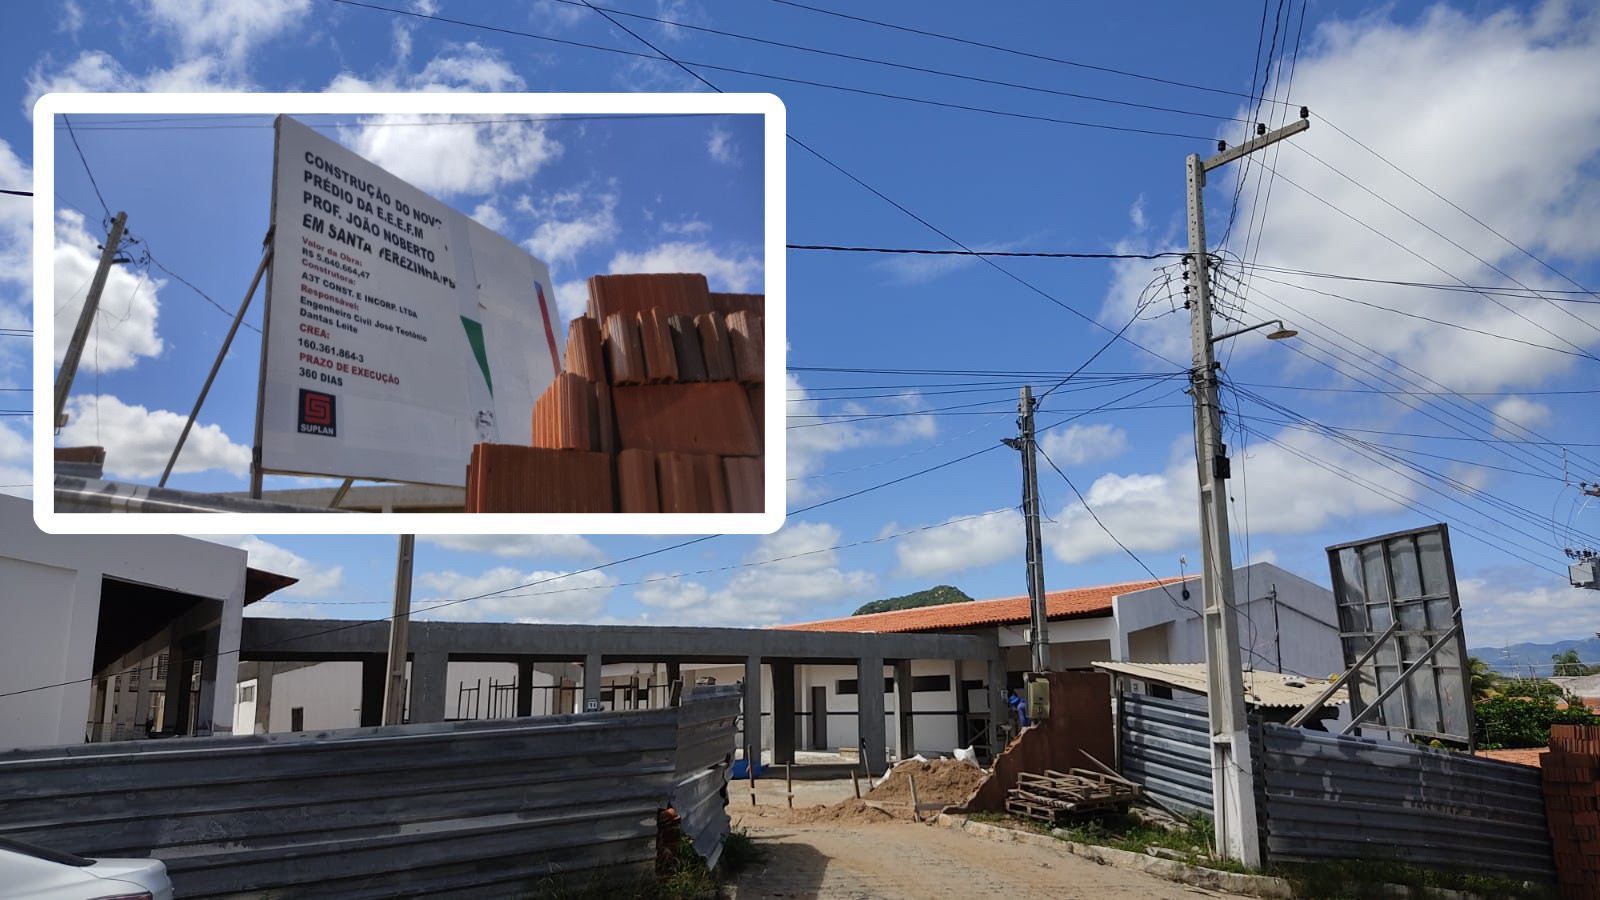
[260,115,560,487]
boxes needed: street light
[1210,319,1298,345]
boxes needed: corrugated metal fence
[673,684,740,868]
[1259,724,1554,880]
[0,686,740,897]
[1118,693,1217,818]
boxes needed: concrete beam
[409,651,449,724]
[858,655,886,776]
[240,619,999,668]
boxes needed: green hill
[853,585,973,616]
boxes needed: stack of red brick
[1544,724,1600,898]
[466,272,765,513]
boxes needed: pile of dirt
[865,758,989,808]
[790,798,899,824]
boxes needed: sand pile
[790,798,899,825]
[866,758,989,808]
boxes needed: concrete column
[409,651,449,723]
[254,662,274,734]
[986,656,1007,758]
[583,652,603,712]
[743,655,763,767]
[515,658,535,717]
[772,659,796,765]
[954,660,970,749]
[857,655,886,775]
[160,635,187,734]
[359,655,386,727]
[894,660,914,759]
[667,660,682,692]
[194,627,223,735]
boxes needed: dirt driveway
[724,777,1241,899]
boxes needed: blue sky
[3,1,1599,652]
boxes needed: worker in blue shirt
[1007,688,1030,728]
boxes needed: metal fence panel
[1119,693,1214,817]
[673,685,740,868]
[0,705,722,897]
[1259,724,1553,880]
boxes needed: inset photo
[33,93,785,534]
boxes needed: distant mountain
[1469,636,1600,676]
[853,585,973,616]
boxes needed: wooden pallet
[1005,769,1138,824]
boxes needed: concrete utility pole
[1005,386,1050,674]
[1185,113,1308,867]
[54,211,126,430]
[380,534,416,726]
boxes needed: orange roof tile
[779,577,1188,634]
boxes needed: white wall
[1113,562,1344,678]
[0,495,248,751]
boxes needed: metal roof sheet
[1092,660,1348,709]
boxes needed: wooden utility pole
[54,211,126,430]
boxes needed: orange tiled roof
[778,577,1189,634]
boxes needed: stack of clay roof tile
[466,272,765,513]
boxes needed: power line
[327,0,1211,140]
[138,244,263,336]
[1225,261,1600,301]
[550,0,1251,124]
[769,0,1294,107]
[61,114,110,221]
[0,189,31,197]
[1314,112,1599,305]
[56,113,725,130]
[787,243,1189,260]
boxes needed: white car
[0,838,173,900]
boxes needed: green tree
[1467,656,1497,702]
[852,585,973,616]
[1551,648,1600,677]
[1474,685,1597,748]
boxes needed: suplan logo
[298,389,337,437]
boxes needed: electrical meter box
[1024,674,1050,721]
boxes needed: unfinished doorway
[810,685,827,749]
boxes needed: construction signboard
[259,115,561,487]
[1326,523,1475,746]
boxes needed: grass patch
[1275,858,1556,900]
[719,828,765,874]
[969,811,1555,899]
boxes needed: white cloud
[607,241,762,293]
[59,394,250,479]
[414,566,615,623]
[0,140,32,354]
[707,125,737,165]
[143,0,309,65]
[59,1,84,34]
[1043,429,1417,564]
[26,51,250,115]
[1103,2,1600,391]
[522,188,620,266]
[330,45,562,198]
[1039,423,1130,467]
[635,522,875,626]
[895,508,1022,578]
[661,218,711,236]
[1460,570,1600,645]
[785,373,938,502]
[54,210,164,373]
[205,535,344,597]
[1491,396,1552,438]
[471,201,507,233]
[553,279,589,323]
[420,533,604,561]
[0,420,31,499]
